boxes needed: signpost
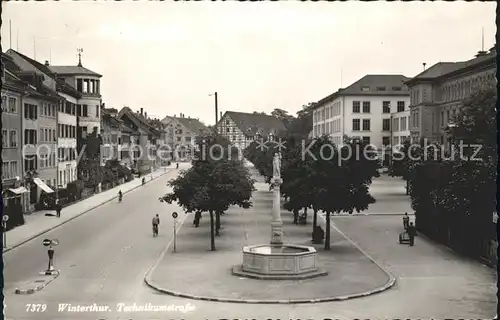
[3,215,9,248]
[172,212,178,253]
[42,239,59,274]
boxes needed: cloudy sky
[1,2,495,125]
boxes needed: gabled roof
[220,111,286,137]
[163,116,210,135]
[315,74,410,108]
[405,48,497,85]
[117,107,155,135]
[7,49,54,76]
[48,65,102,77]
[2,52,21,73]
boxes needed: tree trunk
[194,211,201,227]
[313,207,318,229]
[303,207,308,224]
[215,211,221,236]
[293,208,299,224]
[324,213,331,250]
[406,180,409,195]
[209,210,216,251]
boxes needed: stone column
[270,153,283,245]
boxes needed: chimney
[45,60,49,66]
[140,108,143,116]
[174,114,176,118]
[220,111,222,120]
[145,111,147,118]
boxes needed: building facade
[216,111,286,151]
[405,47,496,149]
[161,113,210,161]
[1,54,26,211]
[312,75,411,163]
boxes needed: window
[352,119,360,131]
[24,103,38,120]
[362,119,370,131]
[10,161,18,178]
[8,97,16,113]
[382,136,390,146]
[352,101,360,113]
[9,130,17,148]
[382,119,390,131]
[382,101,390,113]
[400,117,407,131]
[24,129,37,144]
[177,136,181,141]
[226,120,230,125]
[2,129,8,147]
[361,87,370,92]
[24,157,37,171]
[326,107,330,119]
[362,101,370,113]
[392,86,402,91]
[393,118,399,132]
[82,104,88,117]
[376,87,386,91]
[2,162,9,180]
[362,136,370,144]
[397,101,405,112]
[1,96,7,112]
[393,136,399,146]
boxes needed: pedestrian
[55,200,62,218]
[407,222,416,246]
[403,212,409,230]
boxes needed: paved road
[4,167,496,319]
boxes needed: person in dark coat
[55,200,62,218]
[407,222,416,246]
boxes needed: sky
[1,2,495,125]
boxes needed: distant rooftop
[48,65,102,77]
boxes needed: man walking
[55,199,62,218]
[407,222,416,246]
[152,214,160,236]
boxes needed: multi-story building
[312,74,411,163]
[6,51,72,209]
[2,53,26,211]
[101,107,123,164]
[161,113,210,161]
[118,107,160,173]
[405,46,496,149]
[216,111,286,151]
[48,57,102,135]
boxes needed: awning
[32,178,54,193]
[8,187,28,194]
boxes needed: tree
[389,139,416,195]
[271,108,295,128]
[161,133,255,251]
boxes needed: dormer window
[376,87,386,91]
[361,87,370,92]
[392,86,402,91]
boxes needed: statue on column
[273,153,281,178]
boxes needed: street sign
[3,215,9,222]
[172,212,178,219]
[42,239,52,246]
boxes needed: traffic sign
[172,212,178,219]
[42,239,52,246]
[3,215,9,222]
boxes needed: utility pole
[214,92,218,125]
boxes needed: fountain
[232,152,327,280]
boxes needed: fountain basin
[232,244,327,280]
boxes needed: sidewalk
[3,165,176,253]
[145,168,393,303]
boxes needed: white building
[48,58,102,135]
[312,74,411,164]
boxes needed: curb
[3,169,175,253]
[318,212,397,291]
[143,213,396,304]
[14,271,60,295]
